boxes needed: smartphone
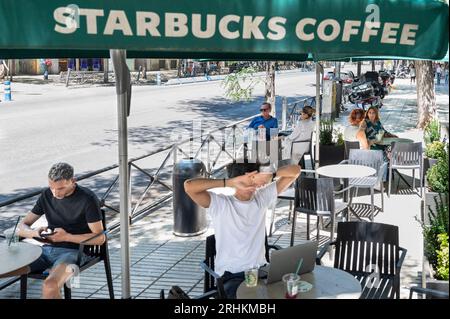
[40,230,56,238]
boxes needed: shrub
[425,141,447,159]
[417,194,449,277]
[424,118,441,145]
[320,120,333,145]
[426,150,449,193]
[436,233,449,280]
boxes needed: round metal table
[236,266,362,299]
[375,137,414,146]
[316,164,376,179]
[0,242,42,276]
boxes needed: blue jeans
[29,245,87,274]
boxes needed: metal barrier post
[3,80,11,101]
[281,97,287,131]
[65,68,71,87]
[156,71,161,86]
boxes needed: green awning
[1,0,448,60]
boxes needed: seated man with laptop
[185,162,301,298]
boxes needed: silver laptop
[265,241,318,284]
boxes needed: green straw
[295,258,303,275]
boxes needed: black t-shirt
[32,184,102,249]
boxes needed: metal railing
[0,115,259,234]
[1,94,317,235]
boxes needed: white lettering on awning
[136,11,161,37]
[104,10,133,36]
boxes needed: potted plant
[417,194,449,295]
[424,118,441,145]
[317,120,345,166]
[424,141,447,174]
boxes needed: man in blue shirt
[248,102,278,141]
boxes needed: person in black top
[3,163,105,299]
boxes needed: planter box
[423,188,448,223]
[422,258,449,299]
[317,144,345,166]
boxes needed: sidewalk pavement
[0,78,448,299]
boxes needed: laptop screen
[266,241,318,284]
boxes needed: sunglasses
[260,108,270,112]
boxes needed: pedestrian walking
[409,63,416,84]
[436,64,442,85]
[445,65,449,85]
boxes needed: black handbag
[167,286,191,299]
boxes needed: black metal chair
[344,141,360,160]
[201,234,280,299]
[20,209,114,299]
[342,149,387,220]
[317,221,407,299]
[388,142,423,197]
[291,132,314,169]
[292,176,349,246]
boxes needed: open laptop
[264,241,318,284]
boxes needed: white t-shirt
[207,182,278,276]
[344,125,360,142]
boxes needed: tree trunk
[177,59,182,78]
[371,61,376,71]
[265,61,276,116]
[357,62,362,77]
[416,60,436,129]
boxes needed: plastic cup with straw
[7,216,20,247]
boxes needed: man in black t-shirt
[7,163,105,299]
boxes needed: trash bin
[173,158,207,237]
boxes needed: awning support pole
[110,49,131,299]
[315,62,321,174]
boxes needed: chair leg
[306,214,310,241]
[290,210,298,247]
[380,182,384,212]
[316,216,320,241]
[388,167,393,197]
[370,187,375,221]
[104,254,115,299]
[20,275,27,299]
[419,164,423,198]
[412,169,416,192]
[288,200,293,222]
[63,285,72,299]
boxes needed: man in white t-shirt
[184,163,301,298]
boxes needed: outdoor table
[236,265,362,299]
[375,137,414,146]
[0,242,42,276]
[317,164,376,221]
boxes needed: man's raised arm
[275,164,301,194]
[184,178,222,209]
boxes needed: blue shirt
[248,116,279,141]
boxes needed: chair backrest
[290,131,313,157]
[390,142,423,167]
[203,233,274,297]
[344,141,360,160]
[333,222,401,298]
[294,176,335,214]
[348,149,384,175]
[82,209,108,260]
